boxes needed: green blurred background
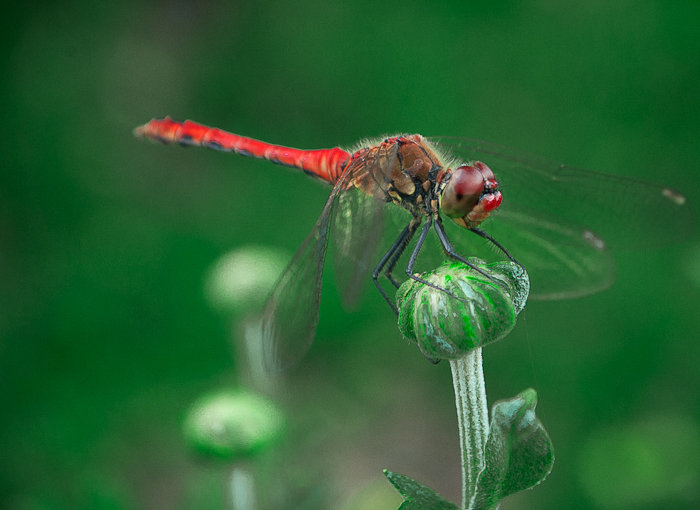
[2,1,699,508]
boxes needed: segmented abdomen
[134,117,350,183]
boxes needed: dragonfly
[134,117,690,371]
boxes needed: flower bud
[204,246,288,315]
[183,390,285,460]
[396,259,529,360]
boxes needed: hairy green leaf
[384,470,460,510]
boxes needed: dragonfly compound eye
[441,165,487,218]
[440,163,502,228]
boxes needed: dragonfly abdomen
[134,117,350,183]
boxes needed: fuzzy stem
[450,347,489,510]
[229,464,258,510]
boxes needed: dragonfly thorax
[349,134,445,217]
[439,162,502,228]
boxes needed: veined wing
[431,137,691,250]
[330,140,400,308]
[260,167,353,373]
[429,137,692,299]
[441,204,616,299]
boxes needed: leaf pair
[385,389,554,510]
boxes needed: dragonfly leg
[433,217,506,285]
[372,223,416,315]
[404,218,470,301]
[384,217,422,288]
[468,227,525,270]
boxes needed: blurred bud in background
[183,389,285,460]
[183,389,286,510]
[203,245,289,390]
[204,246,289,317]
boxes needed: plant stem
[450,347,489,510]
[229,464,258,510]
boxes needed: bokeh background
[2,1,699,509]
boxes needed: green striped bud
[396,259,529,360]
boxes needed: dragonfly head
[440,162,502,228]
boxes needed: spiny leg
[433,217,507,287]
[383,216,422,288]
[372,223,415,315]
[404,218,471,302]
[469,227,524,269]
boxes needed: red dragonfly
[135,117,689,370]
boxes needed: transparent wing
[425,137,692,299]
[331,187,386,308]
[441,206,616,299]
[431,137,692,250]
[331,141,399,308]
[260,170,351,373]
